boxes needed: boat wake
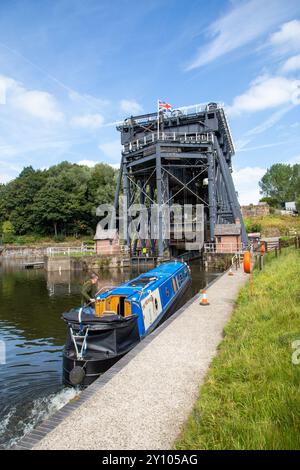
[0,387,79,449]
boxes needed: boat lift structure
[114,103,247,258]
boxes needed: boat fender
[243,251,251,274]
[69,366,86,386]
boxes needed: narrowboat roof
[97,260,187,301]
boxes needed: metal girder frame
[162,166,208,206]
[129,150,210,257]
[121,138,247,255]
[214,140,248,244]
[207,152,216,240]
[215,161,232,224]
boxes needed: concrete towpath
[18,267,248,450]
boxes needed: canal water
[0,259,219,448]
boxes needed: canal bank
[15,267,248,450]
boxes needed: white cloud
[270,20,300,54]
[78,159,98,167]
[98,140,121,162]
[287,154,300,164]
[186,0,298,70]
[228,75,300,115]
[0,172,14,184]
[246,105,294,136]
[281,54,300,73]
[78,159,119,169]
[237,139,297,152]
[71,113,104,129]
[12,90,63,122]
[0,140,72,157]
[120,99,143,115]
[0,160,23,183]
[68,90,110,110]
[0,74,63,122]
[232,166,266,205]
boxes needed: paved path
[25,267,248,450]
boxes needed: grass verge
[175,248,300,450]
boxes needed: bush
[1,220,15,244]
[244,218,262,233]
[53,234,66,243]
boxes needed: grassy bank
[1,235,95,247]
[175,248,300,450]
[244,214,300,237]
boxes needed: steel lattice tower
[114,103,247,258]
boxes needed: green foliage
[259,163,300,208]
[0,162,118,237]
[175,249,300,450]
[244,218,262,234]
[1,220,15,243]
[53,234,66,243]
[245,215,300,237]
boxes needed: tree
[2,167,47,234]
[259,164,298,208]
[32,183,72,236]
[0,161,118,237]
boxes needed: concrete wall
[45,257,71,272]
[45,255,128,272]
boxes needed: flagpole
[157,99,160,140]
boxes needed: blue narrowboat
[63,260,191,387]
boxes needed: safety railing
[204,243,246,254]
[122,132,214,154]
[47,244,96,257]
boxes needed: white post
[157,99,160,140]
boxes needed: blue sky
[0,0,300,204]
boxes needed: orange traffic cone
[200,289,210,306]
[228,267,234,276]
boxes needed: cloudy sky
[0,0,300,204]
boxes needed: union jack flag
[159,100,172,111]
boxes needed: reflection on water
[0,259,219,448]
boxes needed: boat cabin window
[155,298,158,310]
[165,287,170,298]
[128,276,157,288]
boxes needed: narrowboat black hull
[62,314,140,387]
[63,352,127,387]
[63,277,191,388]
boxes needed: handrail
[95,285,116,297]
[123,131,214,154]
[47,244,96,257]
